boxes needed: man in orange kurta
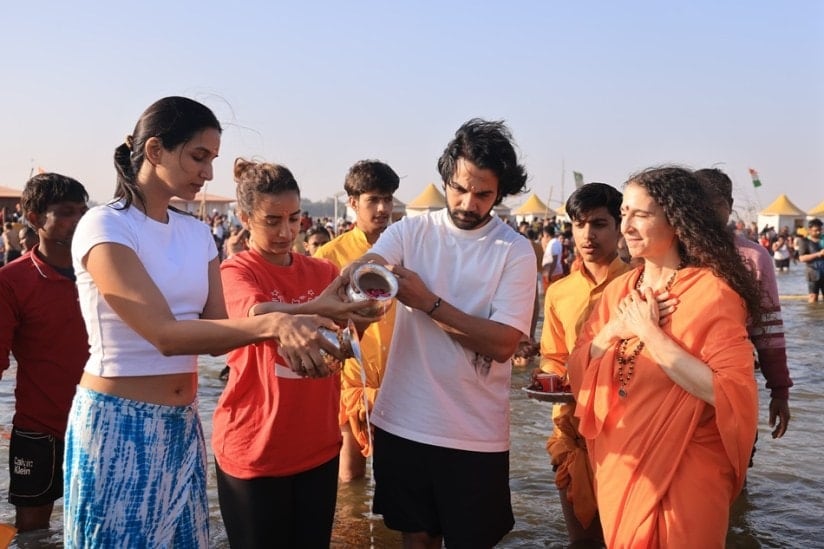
[537,183,629,543]
[568,267,758,548]
[314,160,400,482]
[315,223,396,453]
[541,257,629,525]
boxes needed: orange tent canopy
[406,183,445,209]
[808,199,824,217]
[512,193,551,216]
[759,194,805,216]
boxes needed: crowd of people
[0,94,816,548]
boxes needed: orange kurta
[568,267,757,549]
[539,256,630,527]
[314,226,395,456]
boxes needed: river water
[1,267,822,548]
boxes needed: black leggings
[215,456,339,548]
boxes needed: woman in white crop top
[63,97,359,548]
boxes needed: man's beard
[447,207,493,230]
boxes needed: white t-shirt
[772,241,791,261]
[369,208,535,452]
[72,202,218,377]
[541,236,564,277]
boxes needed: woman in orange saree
[568,167,762,548]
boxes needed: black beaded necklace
[616,266,680,398]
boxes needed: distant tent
[0,185,22,198]
[757,194,806,234]
[0,185,23,221]
[406,183,445,217]
[512,194,552,221]
[555,204,569,220]
[492,203,511,220]
[170,191,236,217]
[808,199,824,217]
[759,194,805,216]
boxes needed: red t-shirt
[213,250,341,478]
[0,249,89,437]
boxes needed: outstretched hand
[274,314,343,378]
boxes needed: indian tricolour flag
[748,168,762,188]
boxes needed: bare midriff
[79,371,198,406]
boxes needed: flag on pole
[748,168,762,188]
[573,171,584,188]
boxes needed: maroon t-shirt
[0,248,89,437]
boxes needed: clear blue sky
[1,1,822,218]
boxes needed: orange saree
[568,267,758,548]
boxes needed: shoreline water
[1,268,823,547]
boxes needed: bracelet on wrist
[427,297,442,316]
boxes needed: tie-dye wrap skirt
[63,386,208,548]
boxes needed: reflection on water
[0,269,822,547]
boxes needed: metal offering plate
[521,387,575,403]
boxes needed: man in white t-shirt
[345,119,535,548]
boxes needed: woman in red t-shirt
[213,158,373,548]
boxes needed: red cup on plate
[535,373,563,392]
